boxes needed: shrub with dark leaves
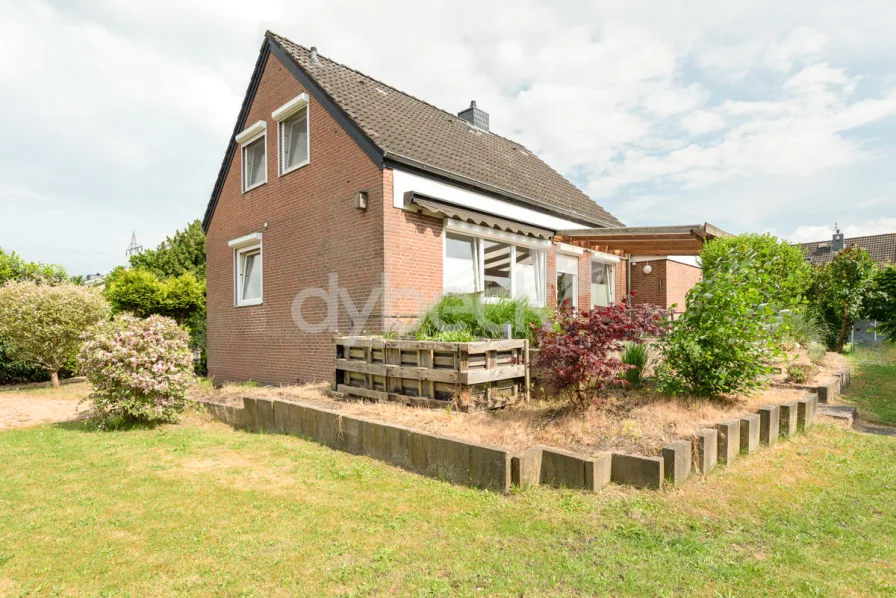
[533,299,668,411]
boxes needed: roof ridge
[267,31,535,151]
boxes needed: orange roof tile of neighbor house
[202,31,623,232]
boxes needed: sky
[1,0,895,275]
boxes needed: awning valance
[404,192,554,240]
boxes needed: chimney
[310,46,319,65]
[832,232,844,253]
[458,100,489,131]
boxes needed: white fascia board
[392,168,587,231]
[556,242,584,256]
[590,250,621,264]
[228,232,263,248]
[236,120,267,145]
[272,93,309,122]
[629,255,667,263]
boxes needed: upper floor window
[236,121,267,192]
[273,94,310,175]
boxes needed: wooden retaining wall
[334,337,529,412]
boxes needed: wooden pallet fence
[334,336,530,412]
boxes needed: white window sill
[281,159,310,177]
[236,298,263,307]
[242,180,267,194]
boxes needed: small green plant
[380,329,399,340]
[413,294,548,341]
[787,365,809,383]
[784,309,830,347]
[620,342,651,387]
[414,328,477,342]
[808,342,826,363]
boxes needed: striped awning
[404,192,554,239]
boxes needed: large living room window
[443,230,546,305]
[236,121,267,192]
[229,233,263,307]
[273,93,310,175]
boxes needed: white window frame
[273,93,310,176]
[556,252,580,309]
[590,251,620,307]
[441,221,548,306]
[229,233,263,307]
[236,120,267,193]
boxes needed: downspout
[626,254,632,302]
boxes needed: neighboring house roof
[798,233,896,265]
[202,32,623,232]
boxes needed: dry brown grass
[190,380,806,457]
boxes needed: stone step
[816,404,858,425]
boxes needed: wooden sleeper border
[197,371,838,494]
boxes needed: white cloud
[1,0,895,273]
[787,217,896,243]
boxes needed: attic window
[273,94,310,175]
[236,120,267,192]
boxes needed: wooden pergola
[553,223,730,256]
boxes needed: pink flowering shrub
[78,314,193,423]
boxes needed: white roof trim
[235,120,267,145]
[556,242,584,256]
[272,93,309,122]
[590,250,621,264]
[228,232,263,248]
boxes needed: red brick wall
[630,259,666,308]
[665,259,702,313]
[615,256,628,305]
[629,259,700,312]
[382,168,444,331]
[206,51,385,384]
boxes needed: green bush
[413,294,548,341]
[620,342,651,387]
[78,314,193,424]
[867,265,896,340]
[658,250,780,397]
[701,233,813,311]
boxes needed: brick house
[202,31,721,385]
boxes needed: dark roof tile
[268,32,623,227]
[798,233,896,265]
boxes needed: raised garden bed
[333,336,529,412]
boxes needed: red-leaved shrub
[534,299,668,411]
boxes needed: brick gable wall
[206,51,385,384]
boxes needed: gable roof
[202,32,623,232]
[798,233,896,265]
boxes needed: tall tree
[0,248,68,285]
[129,220,206,279]
[809,246,877,351]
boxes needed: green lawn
[847,343,896,426]
[2,388,896,594]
